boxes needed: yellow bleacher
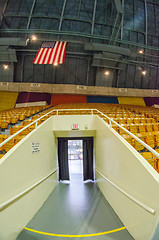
[0,103,159,173]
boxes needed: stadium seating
[0,103,159,173]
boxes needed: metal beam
[113,0,124,13]
[120,0,124,39]
[59,0,67,31]
[91,0,97,35]
[1,28,159,52]
[84,43,131,56]
[27,0,37,30]
[144,0,148,45]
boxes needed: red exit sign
[72,124,79,130]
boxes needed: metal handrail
[0,108,95,148]
[0,169,57,211]
[1,107,159,160]
[95,168,155,214]
[95,109,159,159]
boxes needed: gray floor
[16,164,134,240]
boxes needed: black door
[83,137,94,181]
[58,138,69,180]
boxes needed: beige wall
[0,118,58,240]
[92,116,159,240]
[0,82,159,97]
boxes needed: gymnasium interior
[0,1,159,240]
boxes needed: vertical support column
[86,56,91,86]
[27,0,37,29]
[20,54,24,82]
[144,0,148,45]
[58,0,67,31]
[91,0,97,35]
[120,0,124,40]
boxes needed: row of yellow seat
[0,105,54,158]
[1,103,159,173]
[52,103,159,173]
[0,105,52,129]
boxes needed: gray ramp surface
[16,174,134,240]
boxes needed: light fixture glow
[142,70,147,75]
[105,71,110,76]
[3,65,8,70]
[31,35,37,41]
[54,63,58,66]
[139,49,144,54]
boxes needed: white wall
[92,116,159,240]
[52,115,94,132]
[0,117,58,240]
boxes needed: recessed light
[104,71,110,76]
[142,70,147,75]
[31,35,37,41]
[139,49,144,54]
[3,65,8,70]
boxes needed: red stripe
[36,48,46,64]
[47,48,54,64]
[57,42,64,64]
[42,48,50,64]
[62,42,67,63]
[52,42,60,64]
[33,48,41,63]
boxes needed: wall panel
[51,94,87,106]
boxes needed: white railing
[95,109,159,159]
[0,108,158,213]
[1,107,159,160]
[95,168,155,214]
[0,169,57,211]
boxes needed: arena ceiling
[0,0,159,89]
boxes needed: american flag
[33,41,67,64]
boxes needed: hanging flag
[33,41,67,64]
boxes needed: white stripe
[44,48,52,64]
[59,42,67,64]
[50,42,59,64]
[39,48,48,64]
[54,42,63,64]
[34,48,43,64]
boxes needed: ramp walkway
[16,173,134,240]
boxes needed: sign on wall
[32,142,40,153]
[72,124,79,130]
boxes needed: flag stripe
[55,42,63,64]
[42,48,50,64]
[53,42,61,64]
[33,48,43,64]
[60,42,67,64]
[33,41,67,64]
[57,42,65,64]
[39,48,48,64]
[44,48,52,64]
[47,48,54,64]
[36,48,45,64]
[50,42,59,64]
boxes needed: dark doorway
[57,137,94,181]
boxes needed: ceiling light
[142,70,147,75]
[3,65,8,70]
[31,35,37,41]
[139,49,144,54]
[104,71,110,76]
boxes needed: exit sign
[72,124,79,130]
